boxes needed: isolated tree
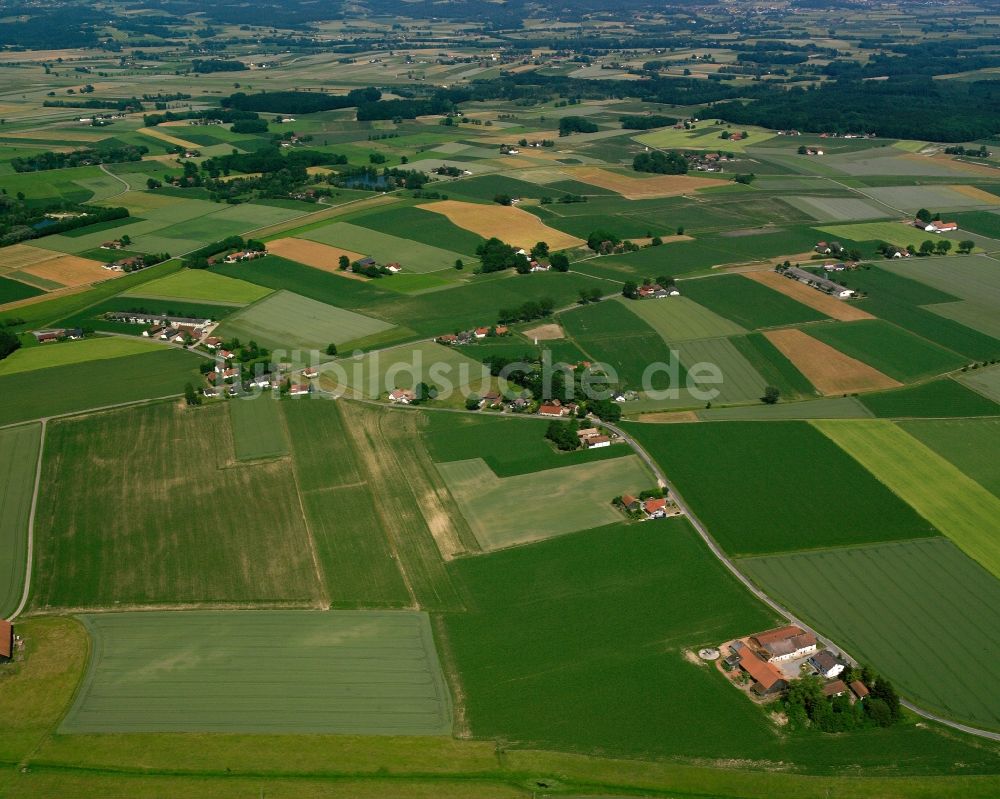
[326,343,338,356]
[579,288,592,304]
[651,236,663,246]
[622,280,638,299]
[916,208,932,223]
[183,382,202,406]
[120,234,131,246]
[454,258,464,270]
[338,255,350,270]
[465,395,482,411]
[936,239,952,255]
[530,241,549,259]
[919,240,936,256]
[958,239,975,254]
[761,386,781,405]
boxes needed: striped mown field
[62,610,453,734]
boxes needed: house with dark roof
[809,649,845,680]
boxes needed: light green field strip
[740,537,1000,731]
[901,418,1000,498]
[302,221,469,274]
[635,125,775,152]
[123,269,272,305]
[61,610,453,734]
[436,455,653,551]
[812,419,1000,579]
[958,363,1000,402]
[0,336,160,377]
[214,289,393,352]
[229,397,289,461]
[697,395,873,421]
[675,337,768,405]
[0,423,41,618]
[617,295,747,342]
[926,299,1000,340]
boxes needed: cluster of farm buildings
[618,493,676,519]
[435,325,510,345]
[724,625,869,702]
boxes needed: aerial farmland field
[813,419,1000,579]
[62,610,452,734]
[901,418,1000,497]
[679,274,828,329]
[215,289,394,351]
[229,396,289,460]
[122,269,272,305]
[0,424,41,618]
[627,420,939,555]
[619,295,748,342]
[0,337,163,377]
[740,537,1000,731]
[303,221,471,273]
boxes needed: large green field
[901,418,1000,497]
[673,336,769,404]
[859,378,1000,418]
[31,402,321,608]
[215,289,395,351]
[303,220,471,273]
[436,455,653,550]
[0,348,203,425]
[679,274,828,329]
[0,336,162,377]
[229,396,289,460]
[618,295,748,342]
[627,420,939,555]
[123,268,273,305]
[813,419,1000,578]
[62,610,452,734]
[740,537,1000,731]
[0,423,41,618]
[805,319,967,382]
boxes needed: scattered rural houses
[301,367,319,379]
[100,239,126,250]
[781,266,856,299]
[917,220,958,233]
[823,679,849,698]
[110,312,213,328]
[499,144,520,155]
[103,255,150,272]
[385,262,403,273]
[814,241,845,256]
[436,325,510,345]
[204,336,222,350]
[31,328,83,343]
[217,249,266,265]
[635,282,680,299]
[389,388,416,404]
[809,649,846,680]
[643,497,668,518]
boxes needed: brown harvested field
[266,238,366,273]
[423,200,584,251]
[568,168,729,199]
[0,243,61,273]
[637,411,701,423]
[764,328,901,395]
[522,322,565,340]
[745,271,874,322]
[22,254,112,288]
[921,155,1000,178]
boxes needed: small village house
[809,649,845,680]
[750,625,818,663]
[389,388,416,404]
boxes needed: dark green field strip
[301,486,412,607]
[0,423,41,618]
[860,379,1000,418]
[229,396,289,461]
[422,413,634,477]
[0,275,45,304]
[901,418,1000,497]
[729,332,818,399]
[740,538,1000,731]
[681,274,828,329]
[31,403,322,608]
[953,210,1000,239]
[351,205,486,255]
[805,319,968,383]
[0,348,202,426]
[561,299,686,391]
[627,420,939,556]
[62,610,452,734]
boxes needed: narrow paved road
[9,419,47,622]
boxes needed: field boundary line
[8,419,46,621]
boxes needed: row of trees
[633,150,688,175]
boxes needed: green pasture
[902,418,1000,498]
[0,276,44,304]
[674,336,769,405]
[928,299,1000,342]
[859,378,1000,418]
[696,395,872,421]
[813,419,1000,579]
[805,319,967,382]
[0,336,162,377]
[214,289,394,352]
[31,402,321,608]
[679,274,827,329]
[0,423,41,618]
[283,400,411,607]
[635,124,776,152]
[123,269,272,305]
[881,255,1000,311]
[959,363,1000,402]
[618,295,747,342]
[303,221,469,273]
[422,412,633,477]
[952,210,1000,239]
[62,610,452,734]
[740,537,1000,732]
[229,396,289,460]
[627,420,939,556]
[436,455,653,550]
